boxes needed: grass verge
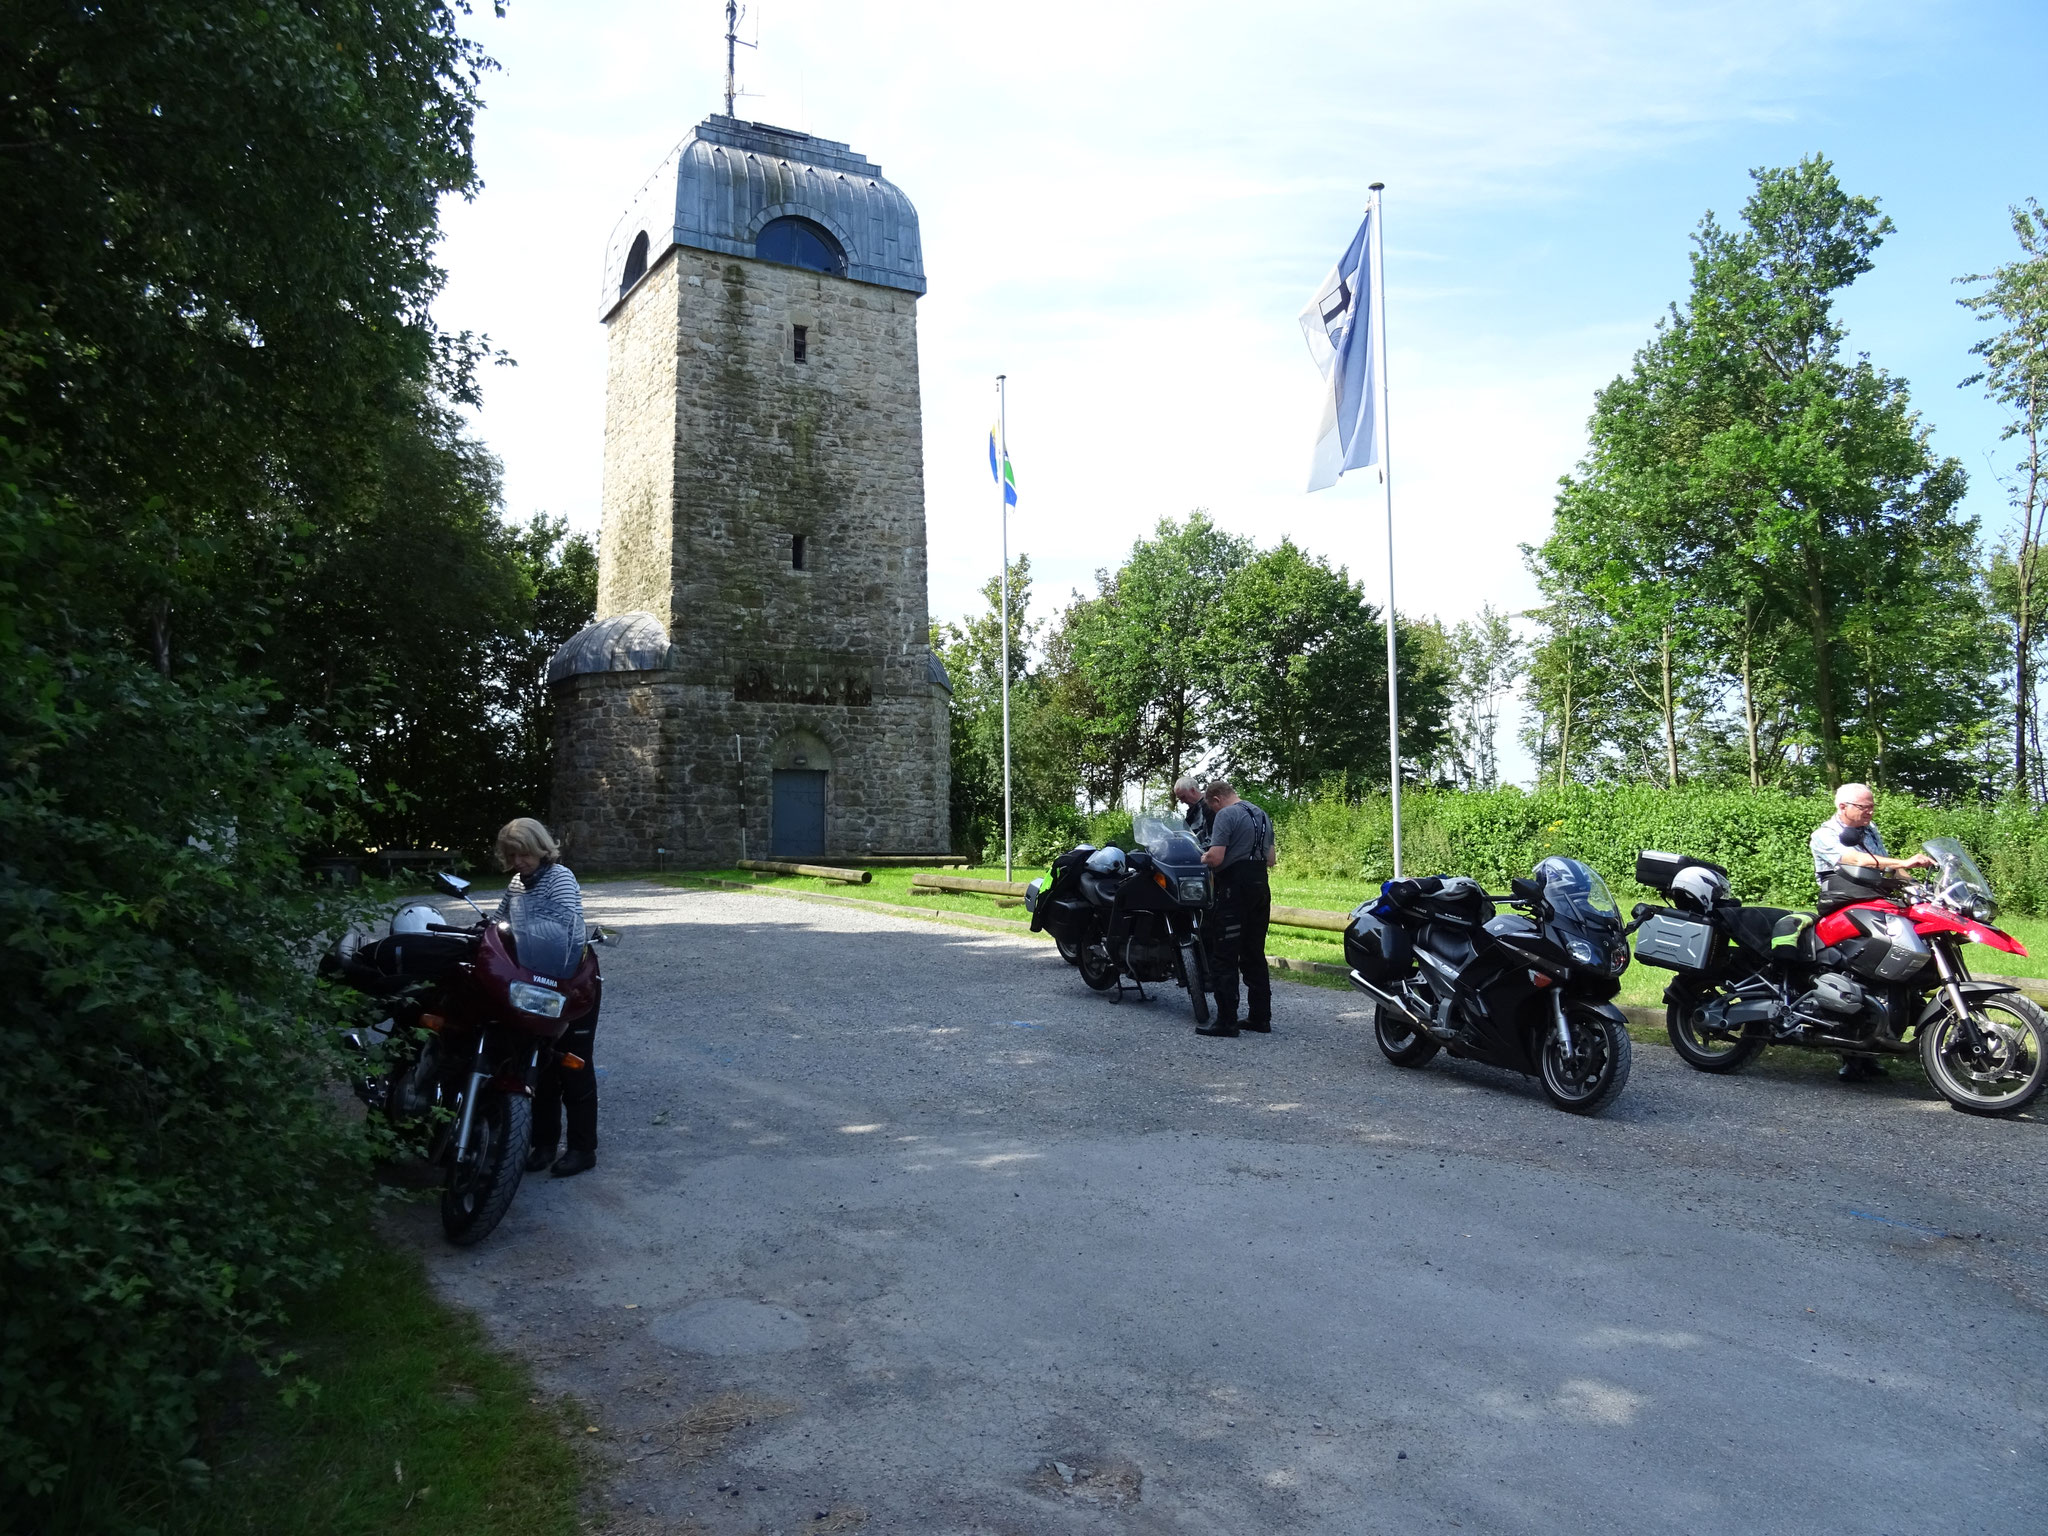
[118,1234,584,1536]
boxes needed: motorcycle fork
[1550,990,1576,1055]
[451,1033,491,1165]
[1929,941,1987,1050]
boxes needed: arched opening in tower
[755,216,846,278]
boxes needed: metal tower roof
[599,116,925,318]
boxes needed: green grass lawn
[117,1237,585,1536]
[639,863,2048,1005]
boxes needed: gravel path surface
[395,882,2048,1535]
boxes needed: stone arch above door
[768,729,836,773]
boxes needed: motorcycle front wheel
[1180,940,1210,1025]
[1539,1008,1632,1114]
[1055,934,1082,966]
[1373,1004,1441,1068]
[1665,981,1767,1073]
[441,1089,532,1246]
[1920,993,2048,1116]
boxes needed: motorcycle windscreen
[1922,836,1997,922]
[1535,856,1621,929]
[1132,815,1207,868]
[506,890,583,979]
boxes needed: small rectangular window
[791,534,807,570]
[792,324,808,363]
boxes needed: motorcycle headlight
[509,981,566,1018]
[1611,943,1630,975]
[1178,876,1209,903]
[1564,936,1600,968]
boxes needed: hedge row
[1269,785,2048,913]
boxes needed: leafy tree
[1528,156,1991,793]
[0,2,494,1515]
[1960,199,2048,797]
[1062,513,1253,790]
[1439,604,1524,790]
[932,557,1082,860]
[1204,539,1450,794]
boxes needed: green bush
[1,480,376,1522]
[1271,784,2048,913]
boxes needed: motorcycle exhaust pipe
[1349,972,1444,1037]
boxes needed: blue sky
[435,0,2046,777]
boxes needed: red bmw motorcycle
[1634,840,2048,1116]
[324,872,611,1243]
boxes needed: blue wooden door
[771,770,827,857]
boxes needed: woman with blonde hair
[495,817,600,1177]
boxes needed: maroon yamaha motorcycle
[324,872,613,1244]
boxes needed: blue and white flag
[1299,207,1379,491]
[988,425,1018,507]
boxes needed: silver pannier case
[1631,910,1716,972]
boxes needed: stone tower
[547,116,951,870]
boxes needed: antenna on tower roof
[723,0,757,119]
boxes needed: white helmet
[1671,865,1729,910]
[390,902,445,937]
[1084,846,1127,876]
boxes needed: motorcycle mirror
[1510,877,1542,903]
[1631,902,1653,921]
[433,871,471,898]
[590,925,623,948]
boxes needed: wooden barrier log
[737,859,872,884]
[909,874,1033,896]
[1269,905,1350,932]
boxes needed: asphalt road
[398,882,2048,1535]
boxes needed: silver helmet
[390,902,445,937]
[1670,865,1729,911]
[1084,846,1127,876]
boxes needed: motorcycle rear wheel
[1920,994,2048,1117]
[1374,1005,1441,1068]
[441,1090,532,1246]
[1078,942,1119,992]
[1665,983,1766,1073]
[1539,1009,1632,1114]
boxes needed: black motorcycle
[1025,815,1216,1024]
[1343,856,1634,1114]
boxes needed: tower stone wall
[549,118,950,871]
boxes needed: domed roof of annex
[598,115,925,319]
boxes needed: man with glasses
[1810,783,1934,1082]
[1811,783,1935,883]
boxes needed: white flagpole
[996,374,1014,881]
[1368,182,1403,879]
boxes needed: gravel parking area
[395,881,2048,1534]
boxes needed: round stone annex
[598,114,926,318]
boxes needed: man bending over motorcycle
[1810,784,1933,1083]
[496,817,601,1177]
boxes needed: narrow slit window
[791,534,807,570]
[792,324,808,363]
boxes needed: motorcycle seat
[1417,921,1478,970]
[1079,870,1122,907]
[1725,906,1802,957]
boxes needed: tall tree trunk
[2016,411,2043,799]
[1801,541,1841,784]
[1740,621,1761,789]
[1659,622,1678,788]
[1556,619,1575,790]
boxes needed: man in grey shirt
[1810,783,1932,1083]
[1811,782,1933,884]
[1198,780,1278,1037]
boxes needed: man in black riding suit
[1198,780,1278,1039]
[1810,783,1933,1083]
